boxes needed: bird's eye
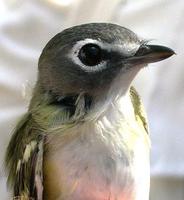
[78,43,102,66]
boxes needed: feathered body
[6,86,150,200]
[43,87,150,200]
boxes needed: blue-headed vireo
[5,23,174,200]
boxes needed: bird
[5,23,174,200]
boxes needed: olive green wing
[130,86,149,134]
[5,113,44,200]
[5,101,75,200]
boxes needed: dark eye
[78,43,102,66]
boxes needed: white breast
[44,94,150,200]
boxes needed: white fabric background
[0,0,183,199]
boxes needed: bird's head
[36,23,174,112]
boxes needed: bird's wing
[130,86,149,134]
[5,113,44,200]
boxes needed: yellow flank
[113,86,150,152]
[119,117,150,152]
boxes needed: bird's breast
[43,100,150,200]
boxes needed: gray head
[37,23,174,108]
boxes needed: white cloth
[0,0,183,199]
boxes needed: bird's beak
[126,44,175,65]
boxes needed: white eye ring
[68,38,107,72]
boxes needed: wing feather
[5,113,44,200]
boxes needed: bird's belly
[43,130,150,200]
[44,150,133,200]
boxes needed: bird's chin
[115,64,144,94]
